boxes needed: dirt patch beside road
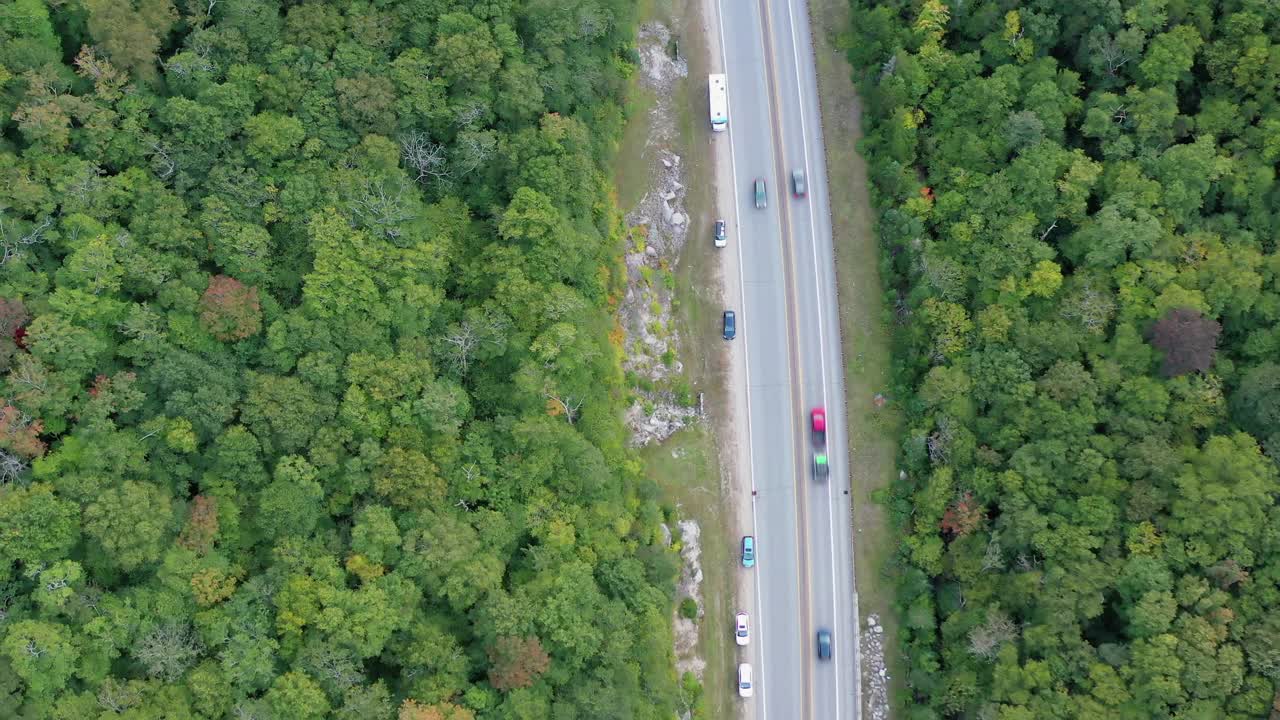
[619,21,700,449]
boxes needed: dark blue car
[817,629,832,660]
[723,310,736,340]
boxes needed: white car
[734,611,750,646]
[714,219,727,248]
[737,662,753,698]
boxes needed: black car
[816,629,832,660]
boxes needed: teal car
[741,535,755,568]
[754,178,767,209]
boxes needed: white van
[737,662,753,697]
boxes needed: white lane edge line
[714,1,768,717]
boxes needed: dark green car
[754,178,766,209]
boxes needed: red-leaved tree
[940,491,984,538]
[0,405,45,459]
[177,495,219,555]
[487,635,551,691]
[0,297,30,368]
[1149,307,1221,377]
[198,276,262,341]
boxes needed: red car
[811,407,826,446]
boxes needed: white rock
[671,213,685,225]
[662,158,673,168]
[662,191,676,201]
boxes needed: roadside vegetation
[0,1,682,718]
[849,1,1280,718]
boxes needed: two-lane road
[711,0,861,717]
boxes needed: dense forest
[0,1,683,718]
[848,0,1280,718]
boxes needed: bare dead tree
[349,179,414,240]
[917,252,966,302]
[454,101,489,128]
[1061,280,1116,334]
[880,54,898,79]
[440,310,509,375]
[981,532,1005,572]
[232,702,267,720]
[146,140,176,180]
[544,391,583,425]
[213,167,269,209]
[133,623,204,681]
[161,46,217,79]
[454,130,497,176]
[400,131,449,185]
[299,642,363,692]
[0,448,28,481]
[1015,553,1039,572]
[97,677,141,713]
[63,163,105,214]
[927,415,955,465]
[1039,219,1058,241]
[461,463,480,486]
[0,213,52,266]
[578,6,606,38]
[968,609,1018,661]
[1099,36,1131,76]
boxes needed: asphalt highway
[711,0,861,717]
